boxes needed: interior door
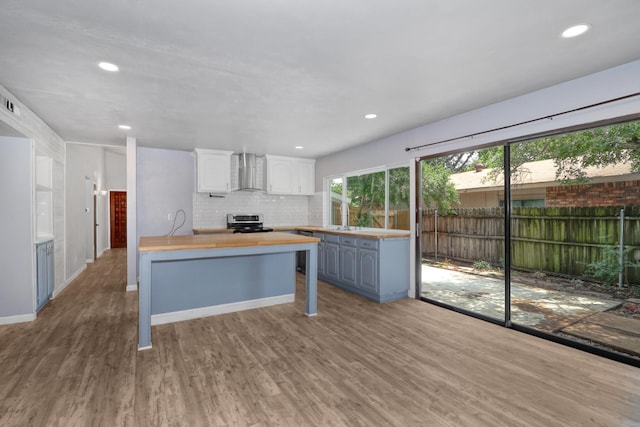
[84,178,94,262]
[110,191,127,248]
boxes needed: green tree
[439,152,479,173]
[347,171,386,227]
[546,121,640,182]
[421,161,460,214]
[389,167,410,209]
[475,121,640,183]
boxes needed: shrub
[583,245,640,285]
[473,260,492,271]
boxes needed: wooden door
[110,191,127,248]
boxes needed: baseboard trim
[0,313,36,325]
[126,284,138,292]
[151,293,295,326]
[54,265,87,298]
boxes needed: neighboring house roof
[449,159,637,192]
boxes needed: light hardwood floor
[1,248,639,426]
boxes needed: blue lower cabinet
[324,242,340,282]
[340,246,357,287]
[358,248,378,293]
[315,233,409,303]
[36,240,54,311]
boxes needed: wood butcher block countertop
[193,226,410,239]
[139,232,319,252]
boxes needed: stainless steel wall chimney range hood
[237,153,262,191]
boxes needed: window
[499,199,545,207]
[347,170,385,228]
[329,177,343,226]
[388,166,411,230]
[327,165,410,230]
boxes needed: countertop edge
[193,226,410,239]
[139,232,320,252]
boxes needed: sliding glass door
[418,119,640,366]
[419,148,506,322]
[509,124,640,357]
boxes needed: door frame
[108,189,127,249]
[84,178,96,263]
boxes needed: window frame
[325,162,409,230]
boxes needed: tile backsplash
[193,191,324,229]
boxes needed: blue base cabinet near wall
[36,240,54,311]
[324,239,340,283]
[314,232,409,303]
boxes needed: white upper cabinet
[266,155,295,194]
[195,149,234,193]
[265,155,315,195]
[296,159,315,195]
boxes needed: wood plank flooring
[1,248,639,426]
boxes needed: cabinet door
[324,243,340,282]
[296,160,315,195]
[358,248,378,292]
[196,150,232,193]
[340,246,357,287]
[36,243,47,311]
[266,157,295,194]
[46,241,54,298]
[317,242,325,276]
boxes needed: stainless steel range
[226,213,274,233]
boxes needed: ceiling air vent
[0,94,21,117]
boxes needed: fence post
[619,208,625,288]
[434,209,438,262]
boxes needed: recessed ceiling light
[561,24,590,38]
[365,113,377,119]
[118,124,131,130]
[98,62,119,72]
[295,146,304,150]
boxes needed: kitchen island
[194,226,411,303]
[137,232,319,350]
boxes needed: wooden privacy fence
[331,202,410,229]
[421,206,640,284]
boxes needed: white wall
[106,149,126,190]
[126,138,137,290]
[65,144,109,279]
[137,146,318,231]
[0,136,34,321]
[192,154,317,229]
[137,146,195,238]
[316,60,640,183]
[193,192,312,229]
[315,59,640,301]
[0,83,65,296]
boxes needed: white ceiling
[1,1,640,158]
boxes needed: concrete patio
[421,265,640,356]
[421,265,621,331]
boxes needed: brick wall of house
[546,180,640,207]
